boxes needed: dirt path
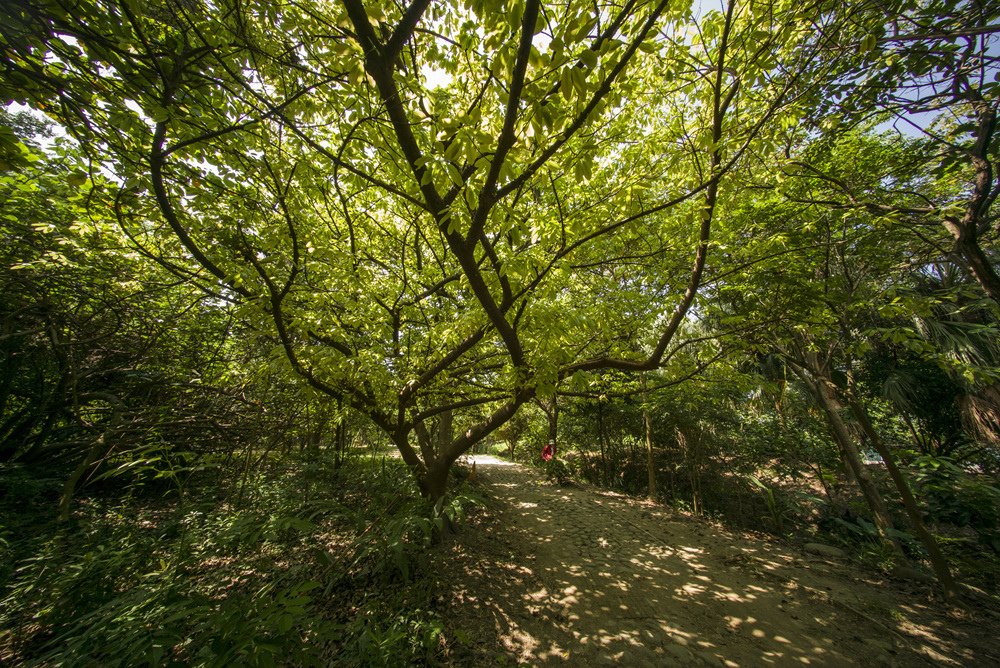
[439,456,998,666]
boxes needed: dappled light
[439,456,994,666]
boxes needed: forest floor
[437,455,1000,667]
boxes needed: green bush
[488,443,510,458]
[544,458,572,485]
[912,455,1000,551]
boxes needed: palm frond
[960,385,1000,447]
[882,370,920,414]
[913,317,1000,370]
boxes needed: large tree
[2,0,856,499]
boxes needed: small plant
[348,607,445,667]
[746,474,788,533]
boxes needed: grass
[0,449,473,666]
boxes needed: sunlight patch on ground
[678,582,707,596]
[468,454,519,466]
[714,589,757,603]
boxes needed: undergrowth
[0,451,478,666]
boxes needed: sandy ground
[438,456,1000,666]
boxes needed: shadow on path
[440,456,995,666]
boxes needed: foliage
[543,457,573,485]
[910,455,1000,552]
[2,124,265,501]
[0,0,887,498]
[1,0,1000,655]
[0,452,472,666]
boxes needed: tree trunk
[642,377,657,500]
[598,403,608,486]
[421,459,451,504]
[403,422,459,504]
[438,409,454,456]
[955,238,1000,305]
[946,99,1000,306]
[848,398,958,595]
[802,369,906,557]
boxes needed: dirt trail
[440,456,998,666]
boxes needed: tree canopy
[2,0,998,501]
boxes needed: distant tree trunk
[334,419,346,468]
[692,430,703,514]
[667,462,677,502]
[811,462,836,505]
[678,427,701,514]
[644,408,656,500]
[848,397,958,596]
[333,397,346,468]
[306,403,330,452]
[629,430,637,468]
[301,403,310,451]
[59,392,123,521]
[597,403,608,486]
[642,376,657,500]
